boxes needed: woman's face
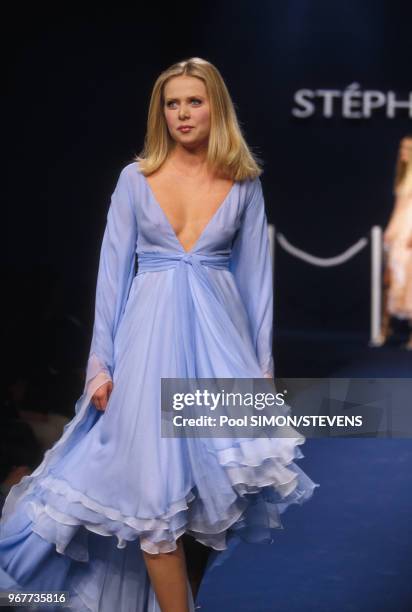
[163,75,211,149]
[399,138,412,164]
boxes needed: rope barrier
[276,233,369,267]
[268,225,384,346]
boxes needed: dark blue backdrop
[4,1,411,362]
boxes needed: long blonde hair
[134,57,263,181]
[394,134,412,196]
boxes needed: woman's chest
[133,174,245,253]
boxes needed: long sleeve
[229,177,274,378]
[84,166,138,399]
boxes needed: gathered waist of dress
[136,250,232,274]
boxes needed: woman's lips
[178,126,194,132]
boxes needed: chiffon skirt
[0,260,319,611]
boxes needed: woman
[382,134,412,349]
[0,58,319,611]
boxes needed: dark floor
[197,328,412,611]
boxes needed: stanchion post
[268,223,275,276]
[370,225,383,346]
[268,224,275,355]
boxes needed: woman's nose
[178,105,190,118]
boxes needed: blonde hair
[134,57,263,181]
[394,134,412,196]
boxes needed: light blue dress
[0,162,319,611]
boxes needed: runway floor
[198,329,412,611]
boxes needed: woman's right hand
[92,381,113,412]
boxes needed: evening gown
[0,162,319,611]
[384,187,412,319]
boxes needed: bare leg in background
[380,265,393,342]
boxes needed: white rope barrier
[276,233,369,267]
[267,224,384,346]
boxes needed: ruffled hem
[1,386,319,612]
[1,387,319,611]
[15,433,318,560]
[387,304,412,319]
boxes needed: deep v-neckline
[139,166,237,254]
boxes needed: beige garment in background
[384,191,412,319]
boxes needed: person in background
[382,134,412,349]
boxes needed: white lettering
[315,89,341,117]
[386,91,412,118]
[292,85,411,119]
[292,89,315,118]
[342,83,362,119]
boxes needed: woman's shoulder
[120,161,141,180]
[112,162,143,195]
[241,174,263,208]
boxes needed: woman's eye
[166,99,201,108]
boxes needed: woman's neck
[168,144,209,177]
